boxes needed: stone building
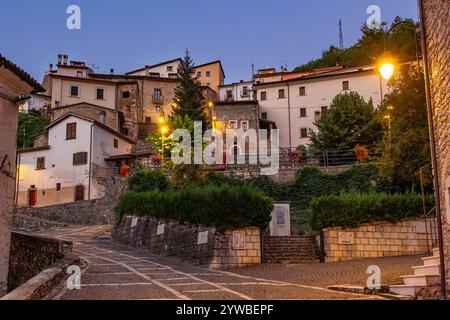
[0,54,45,295]
[421,0,450,295]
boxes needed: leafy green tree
[17,110,50,148]
[294,17,418,71]
[148,114,194,159]
[309,92,382,151]
[172,50,209,125]
[379,64,430,192]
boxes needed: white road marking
[73,248,191,300]
[76,243,253,300]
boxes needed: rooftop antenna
[339,19,344,51]
[87,63,99,73]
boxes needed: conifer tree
[172,50,208,126]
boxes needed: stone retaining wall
[320,218,437,262]
[15,176,124,225]
[7,232,72,292]
[113,216,261,269]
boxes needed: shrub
[126,168,169,192]
[310,192,435,230]
[115,185,273,232]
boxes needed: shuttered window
[66,122,77,140]
[73,152,88,166]
[36,157,45,170]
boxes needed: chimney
[63,55,68,65]
[48,63,53,71]
[110,68,114,75]
[57,54,62,65]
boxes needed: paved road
[36,226,419,300]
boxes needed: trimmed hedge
[310,192,435,230]
[115,185,273,232]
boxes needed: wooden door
[75,185,85,201]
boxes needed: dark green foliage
[294,17,418,71]
[115,185,274,232]
[17,111,50,149]
[172,50,208,124]
[291,164,381,210]
[311,192,435,230]
[308,92,382,151]
[379,64,431,192]
[126,169,169,192]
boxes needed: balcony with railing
[152,94,164,104]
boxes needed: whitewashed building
[218,80,255,102]
[16,113,134,207]
[253,65,389,149]
[17,93,51,113]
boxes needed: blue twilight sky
[0,0,419,84]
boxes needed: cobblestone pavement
[36,226,419,300]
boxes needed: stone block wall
[113,216,261,269]
[422,0,450,295]
[320,218,437,262]
[7,232,72,292]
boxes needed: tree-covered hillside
[294,17,418,71]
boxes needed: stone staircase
[262,236,320,264]
[390,248,442,299]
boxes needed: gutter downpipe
[418,0,447,300]
[286,81,292,152]
[88,123,94,200]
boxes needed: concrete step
[432,247,440,257]
[421,255,441,266]
[412,264,440,276]
[401,274,441,286]
[389,285,417,298]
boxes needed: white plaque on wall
[197,231,209,245]
[131,217,138,228]
[232,230,245,249]
[338,232,355,245]
[156,224,165,236]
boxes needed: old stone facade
[0,54,44,296]
[422,0,450,294]
[51,102,121,133]
[113,216,261,269]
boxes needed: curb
[1,255,80,300]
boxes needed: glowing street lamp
[158,116,165,124]
[379,62,395,81]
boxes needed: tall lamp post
[378,3,447,299]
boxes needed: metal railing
[423,206,439,252]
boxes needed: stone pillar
[0,97,19,295]
[421,0,450,296]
